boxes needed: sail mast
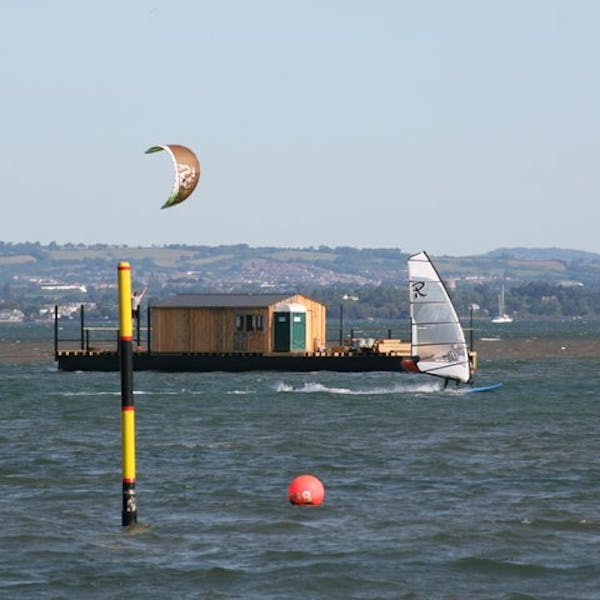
[408,251,471,383]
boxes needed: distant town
[1,241,600,323]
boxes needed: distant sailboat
[491,285,513,324]
[408,251,472,384]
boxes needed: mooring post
[146,304,151,354]
[54,305,58,359]
[118,261,137,526]
[80,304,85,351]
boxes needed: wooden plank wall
[151,295,327,353]
[151,308,190,352]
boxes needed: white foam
[273,380,440,395]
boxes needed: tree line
[2,279,600,322]
[307,280,600,321]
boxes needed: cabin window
[237,314,264,332]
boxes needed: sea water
[1,322,600,599]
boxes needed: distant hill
[486,247,600,262]
[2,242,600,321]
[2,242,600,288]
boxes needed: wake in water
[273,380,441,395]
[55,389,183,397]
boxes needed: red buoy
[287,474,325,506]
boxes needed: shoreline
[1,338,599,365]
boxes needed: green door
[290,312,306,351]
[273,312,291,352]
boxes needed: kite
[145,144,201,209]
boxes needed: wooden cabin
[150,293,327,354]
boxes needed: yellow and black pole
[118,261,137,526]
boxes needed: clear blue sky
[3,1,599,256]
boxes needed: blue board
[464,382,503,393]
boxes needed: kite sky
[3,1,600,256]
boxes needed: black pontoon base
[56,351,413,373]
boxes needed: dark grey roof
[151,293,302,309]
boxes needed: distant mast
[491,285,513,324]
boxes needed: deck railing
[54,305,150,357]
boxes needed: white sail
[491,285,513,323]
[408,251,471,383]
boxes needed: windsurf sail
[408,251,471,383]
[145,144,201,209]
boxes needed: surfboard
[464,382,503,393]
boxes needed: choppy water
[1,322,600,599]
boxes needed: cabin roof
[151,293,314,309]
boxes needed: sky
[2,1,599,256]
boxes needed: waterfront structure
[150,293,327,354]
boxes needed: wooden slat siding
[151,294,326,353]
[266,303,278,352]
[153,306,274,353]
[190,307,240,353]
[151,308,189,352]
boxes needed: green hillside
[2,241,600,321]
